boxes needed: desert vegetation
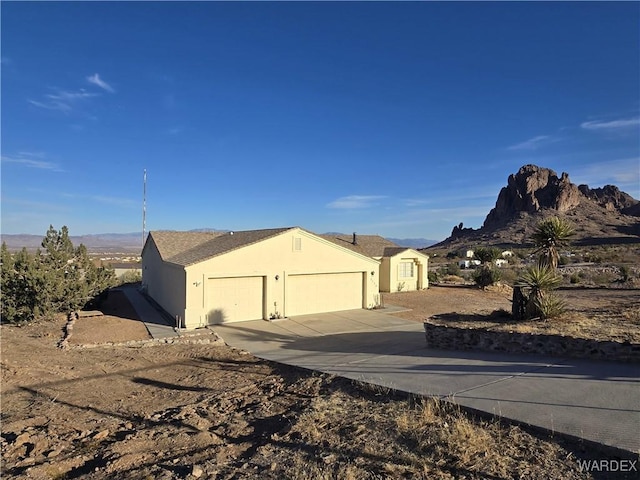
[3,310,634,480]
[0,225,116,324]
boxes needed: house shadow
[219,324,640,382]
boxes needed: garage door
[207,276,264,324]
[287,272,363,316]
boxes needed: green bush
[447,262,461,276]
[1,226,116,324]
[427,271,439,284]
[531,292,566,320]
[472,266,501,290]
[118,270,142,285]
[473,247,502,264]
[498,268,519,286]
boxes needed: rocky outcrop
[483,165,582,229]
[578,184,640,214]
[431,164,640,248]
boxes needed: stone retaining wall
[424,323,640,362]
[72,331,225,349]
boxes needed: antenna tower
[142,169,147,251]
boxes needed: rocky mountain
[435,164,640,249]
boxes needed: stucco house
[320,233,429,293]
[142,227,381,329]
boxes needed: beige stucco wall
[380,257,392,292]
[142,240,186,326]
[382,250,429,293]
[183,228,380,328]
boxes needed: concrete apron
[213,308,640,454]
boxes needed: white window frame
[398,261,414,278]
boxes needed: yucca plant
[531,216,575,269]
[515,264,564,320]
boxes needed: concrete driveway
[213,308,640,454]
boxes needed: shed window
[399,261,414,278]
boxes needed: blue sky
[2,2,639,241]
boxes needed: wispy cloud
[87,73,115,93]
[1,152,63,171]
[28,74,113,114]
[571,157,640,197]
[29,89,98,113]
[507,135,553,151]
[581,117,640,130]
[326,195,387,209]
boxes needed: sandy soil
[384,285,640,343]
[2,286,637,480]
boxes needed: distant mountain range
[386,238,439,249]
[1,230,438,253]
[1,233,145,253]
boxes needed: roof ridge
[165,227,295,266]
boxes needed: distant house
[459,259,481,269]
[142,227,381,328]
[320,233,429,293]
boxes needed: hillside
[431,164,640,249]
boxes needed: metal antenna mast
[142,169,147,251]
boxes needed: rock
[92,429,110,440]
[191,464,204,478]
[14,432,31,446]
[29,436,50,456]
[578,184,639,213]
[483,165,582,229]
[47,448,64,458]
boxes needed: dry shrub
[280,389,593,480]
[396,399,504,477]
[287,458,366,480]
[622,307,640,323]
[441,275,466,284]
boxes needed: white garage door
[207,276,264,324]
[287,272,363,316]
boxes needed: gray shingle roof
[150,231,223,260]
[319,234,402,258]
[150,228,294,266]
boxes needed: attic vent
[293,237,302,251]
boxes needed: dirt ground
[2,286,638,480]
[385,285,640,343]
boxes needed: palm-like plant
[516,264,564,320]
[531,216,575,269]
